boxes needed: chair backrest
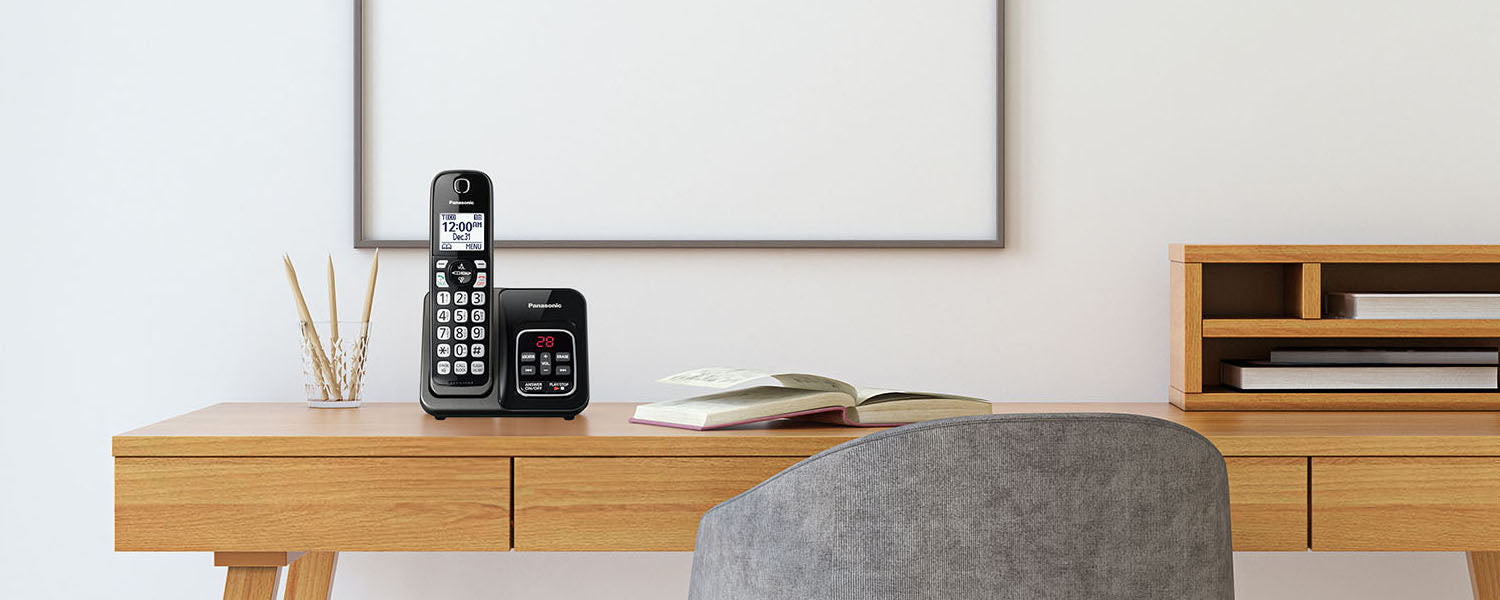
[688,413,1234,600]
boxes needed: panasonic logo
[528,303,562,309]
[447,200,474,205]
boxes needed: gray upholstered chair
[688,413,1234,600]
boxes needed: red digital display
[535,335,555,348]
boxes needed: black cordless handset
[428,170,493,396]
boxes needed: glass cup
[298,320,370,408]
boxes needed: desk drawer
[1312,458,1500,551]
[514,457,802,551]
[116,458,510,551]
[1225,457,1308,551]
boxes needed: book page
[855,386,988,405]
[657,367,773,389]
[657,368,857,397]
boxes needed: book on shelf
[1268,347,1499,365]
[630,367,991,430]
[1326,292,1500,319]
[1221,360,1498,391]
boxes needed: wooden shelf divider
[1203,319,1500,339]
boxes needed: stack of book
[1223,348,1499,391]
[1327,292,1500,319]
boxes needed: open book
[629,368,991,430]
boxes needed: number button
[436,344,451,358]
[471,308,486,322]
[470,326,485,339]
[470,361,485,376]
[471,291,486,306]
[436,309,451,323]
[437,291,451,306]
[436,361,451,375]
[454,344,468,358]
[436,326,451,341]
[453,309,468,323]
[454,326,468,341]
[454,291,468,305]
[453,361,468,375]
[471,343,485,358]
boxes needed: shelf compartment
[1203,319,1500,338]
[1171,387,1500,411]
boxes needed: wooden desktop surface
[113,402,1500,600]
[115,401,1500,457]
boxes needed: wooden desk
[114,403,1500,600]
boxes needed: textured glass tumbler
[298,320,370,407]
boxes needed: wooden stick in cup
[327,255,342,394]
[347,249,379,400]
[284,254,338,400]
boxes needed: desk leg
[223,567,281,600]
[285,552,339,600]
[1472,552,1500,600]
[215,552,300,600]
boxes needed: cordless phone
[428,170,494,397]
[419,170,589,419]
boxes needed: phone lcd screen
[438,212,485,251]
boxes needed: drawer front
[514,457,802,551]
[1226,457,1308,551]
[1312,458,1500,551]
[116,458,510,551]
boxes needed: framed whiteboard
[356,0,1002,248]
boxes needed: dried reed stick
[347,249,379,400]
[284,254,338,400]
[327,255,343,394]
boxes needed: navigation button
[520,365,537,376]
[556,365,572,376]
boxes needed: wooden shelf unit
[1170,244,1500,411]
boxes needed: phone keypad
[431,256,489,387]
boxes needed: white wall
[2,0,1497,598]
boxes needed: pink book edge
[628,405,907,431]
